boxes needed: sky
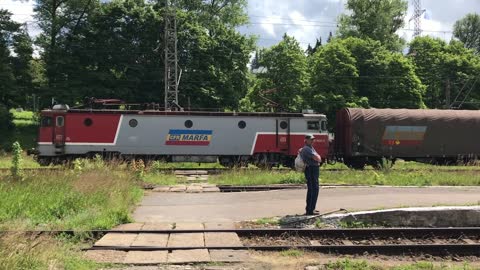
[1,0,479,49]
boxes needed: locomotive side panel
[36,111,329,161]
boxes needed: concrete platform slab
[186,186,203,193]
[94,233,138,247]
[152,186,171,192]
[204,222,236,230]
[131,233,169,247]
[204,233,243,247]
[112,223,144,231]
[142,222,172,230]
[174,222,204,230]
[167,233,204,247]
[124,251,168,264]
[202,187,220,193]
[84,250,127,263]
[209,249,250,262]
[167,249,210,263]
[324,206,480,227]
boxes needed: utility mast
[164,0,181,110]
[411,0,424,37]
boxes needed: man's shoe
[313,210,320,214]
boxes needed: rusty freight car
[334,108,480,169]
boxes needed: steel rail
[5,227,479,237]
[87,244,480,256]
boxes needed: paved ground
[133,186,480,222]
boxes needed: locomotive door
[276,118,290,153]
[53,114,66,154]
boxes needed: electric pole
[410,0,425,38]
[164,0,180,110]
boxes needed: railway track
[88,228,480,256]
[3,166,480,173]
[14,227,478,256]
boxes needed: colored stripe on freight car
[165,129,213,146]
[382,126,427,146]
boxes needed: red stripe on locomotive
[252,134,329,157]
[64,114,121,143]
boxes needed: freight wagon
[35,104,329,167]
[334,108,480,169]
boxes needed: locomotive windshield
[307,120,327,133]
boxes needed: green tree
[308,37,424,124]
[453,13,480,53]
[409,36,480,109]
[240,34,307,112]
[32,0,254,110]
[338,0,407,51]
[309,40,364,121]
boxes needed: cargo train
[33,101,480,169]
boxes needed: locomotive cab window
[56,116,64,127]
[307,121,320,131]
[41,116,53,127]
[321,120,327,132]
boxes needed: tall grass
[0,167,143,230]
[0,160,143,269]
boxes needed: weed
[279,249,303,257]
[339,220,372,228]
[324,259,381,270]
[255,217,279,226]
[10,141,23,180]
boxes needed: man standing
[300,134,322,215]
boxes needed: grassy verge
[322,259,475,270]
[208,163,480,186]
[0,159,143,269]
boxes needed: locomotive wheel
[37,157,52,166]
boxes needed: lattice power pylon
[164,0,180,110]
[412,0,422,37]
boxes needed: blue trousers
[304,165,319,214]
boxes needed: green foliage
[10,141,23,180]
[255,217,279,226]
[454,13,480,53]
[324,259,381,270]
[279,249,303,257]
[32,0,254,109]
[240,34,308,112]
[308,37,425,125]
[0,166,142,230]
[409,36,480,109]
[338,0,408,51]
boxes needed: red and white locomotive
[35,100,329,167]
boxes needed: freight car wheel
[344,158,366,170]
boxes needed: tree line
[1,0,480,130]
